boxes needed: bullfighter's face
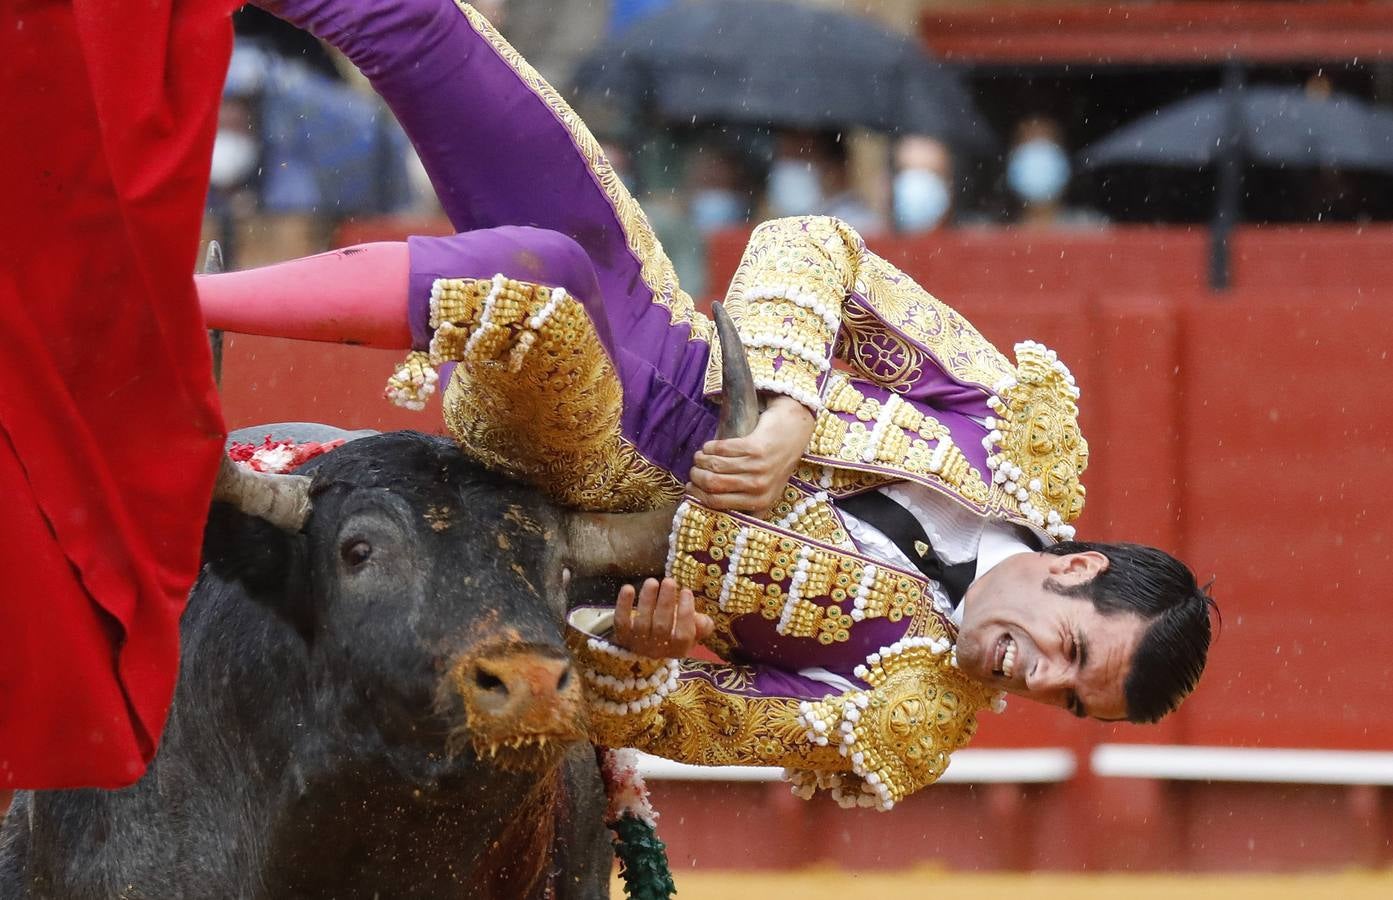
[954,551,1144,722]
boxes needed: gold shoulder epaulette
[983,340,1088,538]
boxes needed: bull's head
[207,303,757,775]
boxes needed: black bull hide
[0,430,630,899]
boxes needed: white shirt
[840,481,1034,627]
[797,480,1033,692]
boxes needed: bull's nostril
[475,667,506,693]
[556,665,572,691]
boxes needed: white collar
[974,520,1035,582]
[950,521,1034,627]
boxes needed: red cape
[0,0,235,788]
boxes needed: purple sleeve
[254,0,697,345]
[258,0,720,481]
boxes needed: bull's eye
[341,539,373,568]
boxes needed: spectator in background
[495,0,608,87]
[892,134,955,233]
[766,131,882,234]
[603,134,710,299]
[687,142,752,237]
[233,5,343,80]
[679,140,759,301]
[1297,72,1365,223]
[208,42,418,264]
[1006,116,1107,229]
[209,92,261,198]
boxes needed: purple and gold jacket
[263,0,1088,809]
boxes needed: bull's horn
[712,301,759,440]
[563,507,677,576]
[562,302,758,575]
[203,240,224,275]
[212,455,312,532]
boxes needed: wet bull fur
[0,432,629,898]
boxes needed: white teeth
[1001,638,1017,679]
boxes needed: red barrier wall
[218,223,1393,870]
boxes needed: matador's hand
[688,395,815,516]
[612,577,715,658]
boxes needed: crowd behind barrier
[212,5,1393,272]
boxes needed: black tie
[838,491,976,608]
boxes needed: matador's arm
[568,611,994,811]
[567,498,1001,811]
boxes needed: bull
[0,306,757,898]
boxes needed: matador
[199,0,1215,810]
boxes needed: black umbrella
[1081,75,1393,289]
[1081,85,1393,172]
[573,0,993,152]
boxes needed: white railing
[637,745,1393,787]
[1090,744,1393,785]
[636,747,1077,784]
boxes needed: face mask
[1007,139,1070,204]
[690,189,746,234]
[209,130,259,189]
[893,169,950,232]
[767,160,822,217]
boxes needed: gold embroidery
[693,211,1090,538]
[607,669,847,770]
[845,253,1015,392]
[836,297,928,390]
[703,217,854,396]
[669,501,934,644]
[703,216,1015,395]
[807,373,991,507]
[437,276,682,512]
[700,630,740,664]
[567,590,986,808]
[730,296,835,405]
[767,483,853,548]
[455,3,711,343]
[432,276,490,330]
[581,652,985,802]
[792,462,897,496]
[985,341,1089,533]
[565,623,838,767]
[649,669,835,767]
[795,640,992,808]
[384,350,439,410]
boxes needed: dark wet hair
[1043,541,1217,724]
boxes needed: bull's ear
[202,503,314,640]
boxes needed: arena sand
[617,866,1393,899]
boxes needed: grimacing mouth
[991,632,1019,681]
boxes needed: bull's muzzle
[450,645,586,771]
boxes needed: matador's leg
[196,225,720,506]
[256,0,712,352]
[197,242,411,348]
